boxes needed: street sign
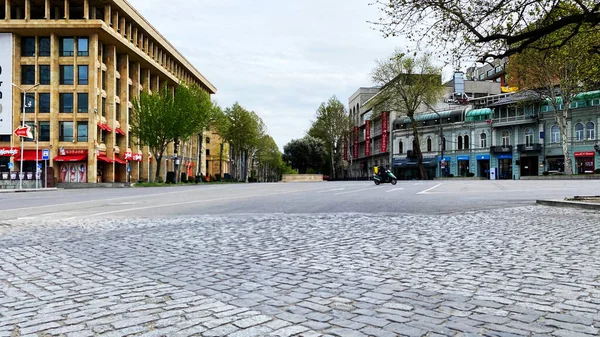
[42,149,49,160]
[14,125,33,138]
[38,163,42,170]
[8,162,13,169]
[127,164,131,172]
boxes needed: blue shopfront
[457,155,470,176]
[439,156,451,177]
[497,153,513,180]
[476,154,490,179]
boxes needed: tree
[254,135,284,182]
[507,17,600,175]
[371,51,444,180]
[283,136,326,174]
[372,1,600,62]
[307,96,352,180]
[131,84,213,182]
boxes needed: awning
[97,123,113,132]
[54,153,87,162]
[114,157,127,164]
[115,128,126,136]
[14,150,43,161]
[97,156,114,163]
[466,108,492,118]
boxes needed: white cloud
[127,0,405,149]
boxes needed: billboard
[381,111,389,153]
[0,33,13,135]
[365,120,371,156]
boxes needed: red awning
[115,128,126,136]
[97,123,113,132]
[53,153,87,162]
[14,150,43,161]
[97,156,114,163]
[114,157,126,164]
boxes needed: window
[22,93,35,113]
[39,122,50,141]
[398,141,403,154]
[525,128,534,147]
[116,78,121,95]
[206,137,211,144]
[575,123,584,141]
[464,135,469,150]
[60,65,74,84]
[77,122,88,142]
[102,98,106,117]
[39,93,50,113]
[21,65,36,85]
[586,122,595,140]
[39,65,51,85]
[39,37,51,56]
[102,71,107,90]
[502,130,510,146]
[77,65,88,85]
[59,93,74,113]
[115,103,121,120]
[442,137,446,151]
[77,37,89,56]
[480,133,487,148]
[77,93,88,113]
[206,149,210,156]
[551,125,560,143]
[60,37,75,56]
[21,37,36,56]
[59,122,74,141]
[457,136,463,150]
[427,138,432,152]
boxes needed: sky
[127,0,411,150]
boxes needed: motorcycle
[374,168,397,185]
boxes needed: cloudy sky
[128,0,410,149]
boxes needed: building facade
[0,0,216,186]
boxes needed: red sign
[353,126,359,159]
[124,151,133,160]
[381,111,389,153]
[62,149,87,155]
[133,153,143,162]
[574,151,595,157]
[365,120,371,157]
[0,147,19,157]
[343,137,348,161]
[14,126,33,138]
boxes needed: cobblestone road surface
[1,206,600,336]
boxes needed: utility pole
[12,83,39,190]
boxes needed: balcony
[490,145,513,153]
[492,115,538,127]
[517,144,543,152]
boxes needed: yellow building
[0,0,216,186]
[202,128,230,180]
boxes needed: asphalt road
[0,179,598,221]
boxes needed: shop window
[39,93,50,113]
[59,122,74,142]
[77,93,89,113]
[39,65,51,85]
[457,136,463,150]
[464,135,469,149]
[60,37,75,56]
[77,37,89,56]
[21,93,35,113]
[480,133,487,148]
[77,122,88,142]
[0,157,9,173]
[502,130,510,146]
[59,93,74,113]
[0,135,10,142]
[39,122,50,141]
[60,65,74,85]
[586,122,595,140]
[39,37,51,56]
[551,125,560,143]
[78,65,88,85]
[575,123,584,141]
[525,128,534,146]
[21,37,36,56]
[21,65,36,85]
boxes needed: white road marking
[335,187,376,195]
[418,183,443,195]
[386,188,404,193]
[319,188,345,193]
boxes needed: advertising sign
[365,120,371,157]
[343,137,348,161]
[0,34,13,135]
[353,126,358,159]
[381,111,389,153]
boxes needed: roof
[488,90,542,107]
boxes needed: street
[1,180,600,336]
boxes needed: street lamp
[12,83,39,190]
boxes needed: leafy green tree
[283,136,326,174]
[507,15,600,175]
[371,51,444,180]
[308,96,352,180]
[373,0,600,62]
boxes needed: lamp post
[12,83,39,190]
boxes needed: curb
[536,199,600,210]
[0,188,59,194]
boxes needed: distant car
[323,175,330,181]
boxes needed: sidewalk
[0,188,58,193]
[537,196,600,210]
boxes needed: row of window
[22,37,89,57]
[22,65,88,85]
[21,93,89,113]
[22,121,88,142]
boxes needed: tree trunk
[411,121,428,180]
[154,153,163,183]
[330,152,335,180]
[557,109,573,175]
[219,143,224,179]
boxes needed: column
[104,45,116,182]
[116,53,128,182]
[87,33,98,184]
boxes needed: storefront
[457,155,470,176]
[497,154,513,180]
[546,155,564,173]
[0,147,19,180]
[54,149,88,183]
[439,156,451,177]
[476,154,490,179]
[519,155,539,177]
[574,151,595,174]
[393,156,437,180]
[97,152,114,183]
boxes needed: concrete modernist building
[0,0,216,186]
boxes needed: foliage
[307,96,352,180]
[507,13,600,175]
[372,0,600,62]
[283,136,326,174]
[371,50,444,180]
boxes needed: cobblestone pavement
[1,206,600,337]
